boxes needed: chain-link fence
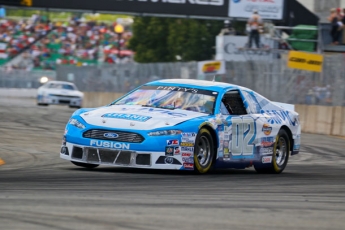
[1,51,344,106]
[0,69,56,88]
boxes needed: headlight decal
[148,130,182,136]
[69,118,86,129]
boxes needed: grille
[115,151,132,165]
[51,94,80,98]
[136,154,151,166]
[87,148,99,162]
[59,100,70,104]
[85,148,133,165]
[72,146,83,159]
[99,149,119,163]
[83,130,144,143]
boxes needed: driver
[174,98,184,108]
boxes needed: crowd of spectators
[29,16,133,70]
[0,13,134,70]
[0,14,51,66]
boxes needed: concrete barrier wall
[83,92,124,108]
[83,92,345,137]
[0,88,37,98]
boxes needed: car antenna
[212,75,216,82]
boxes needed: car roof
[146,79,252,92]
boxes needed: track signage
[287,51,323,73]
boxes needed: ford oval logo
[103,132,119,138]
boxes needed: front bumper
[40,95,82,106]
[60,142,192,170]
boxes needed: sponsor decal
[182,157,194,163]
[174,147,180,155]
[103,132,119,138]
[218,151,224,158]
[223,140,230,149]
[90,140,130,149]
[181,142,194,147]
[182,137,195,143]
[102,113,151,122]
[181,147,194,152]
[262,124,272,135]
[183,163,194,169]
[224,134,230,140]
[260,147,274,155]
[167,140,179,146]
[261,137,274,147]
[182,152,192,157]
[182,132,197,137]
[157,86,198,94]
[165,147,174,156]
[262,156,272,164]
[218,125,224,131]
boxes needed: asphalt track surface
[0,98,345,230]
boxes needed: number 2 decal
[231,117,256,156]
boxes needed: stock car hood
[79,105,207,130]
[45,89,83,97]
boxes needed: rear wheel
[71,161,99,169]
[254,129,290,174]
[193,128,215,174]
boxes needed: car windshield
[114,85,217,114]
[49,83,76,90]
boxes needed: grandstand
[0,12,134,70]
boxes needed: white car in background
[37,81,83,108]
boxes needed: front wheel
[71,161,99,169]
[254,129,290,174]
[193,128,215,174]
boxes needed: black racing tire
[71,161,99,169]
[254,129,290,174]
[37,103,48,106]
[193,128,215,174]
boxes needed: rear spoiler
[272,102,295,111]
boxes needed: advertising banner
[229,0,285,20]
[287,51,323,73]
[215,35,277,61]
[197,60,226,76]
[32,0,229,18]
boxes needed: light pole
[114,24,124,61]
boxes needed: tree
[128,17,223,63]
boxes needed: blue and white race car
[60,79,301,174]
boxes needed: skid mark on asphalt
[0,158,5,166]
